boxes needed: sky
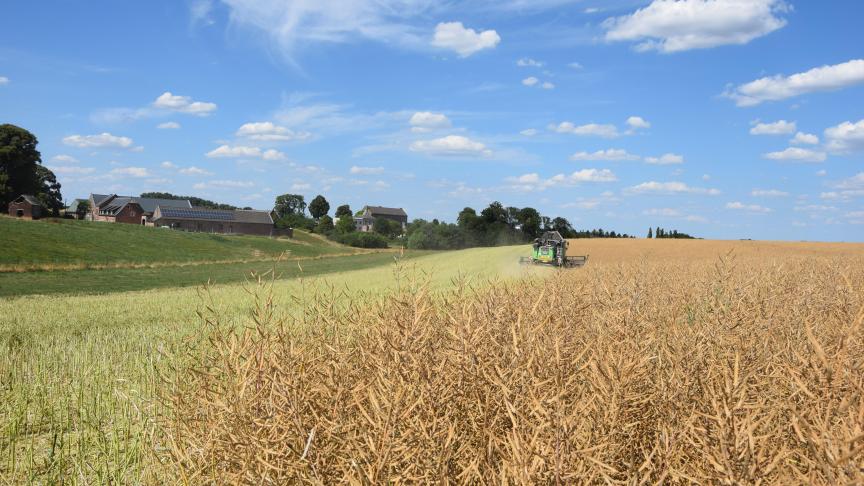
[1,0,863,241]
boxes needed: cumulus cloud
[603,0,788,53]
[63,132,135,149]
[643,208,681,217]
[206,144,287,160]
[157,121,181,129]
[625,181,721,195]
[626,116,650,129]
[644,153,684,165]
[179,166,214,176]
[432,22,500,57]
[409,112,451,132]
[552,121,619,138]
[726,201,772,213]
[194,180,255,190]
[152,91,217,115]
[409,135,492,157]
[350,165,385,175]
[0,76,9,85]
[790,132,819,145]
[824,119,864,153]
[541,81,555,90]
[751,189,789,197]
[236,121,311,141]
[517,57,543,67]
[110,167,151,178]
[522,76,539,86]
[750,120,796,135]
[570,149,640,161]
[763,147,827,163]
[836,172,864,190]
[160,161,177,169]
[51,154,79,164]
[50,166,96,175]
[507,169,617,191]
[725,59,864,107]
[520,128,538,137]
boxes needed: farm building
[88,193,192,225]
[7,195,43,219]
[151,206,275,236]
[65,199,88,219]
[354,205,408,232]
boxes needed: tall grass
[163,253,864,484]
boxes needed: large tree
[273,194,306,219]
[517,207,542,239]
[35,165,63,216]
[335,204,351,219]
[308,194,330,220]
[0,124,51,211]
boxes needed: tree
[35,165,63,216]
[335,204,351,219]
[315,214,334,234]
[0,124,45,211]
[273,194,306,219]
[517,207,542,239]
[76,199,91,219]
[457,207,477,227]
[551,217,573,238]
[335,213,355,234]
[481,201,508,225]
[373,217,402,238]
[309,194,330,220]
[647,227,653,238]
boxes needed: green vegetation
[0,217,351,269]
[0,124,63,215]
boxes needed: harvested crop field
[2,240,864,483]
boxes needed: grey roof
[152,206,273,225]
[14,194,42,206]
[92,194,191,215]
[91,193,111,206]
[66,198,86,212]
[364,206,407,217]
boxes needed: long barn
[151,206,275,236]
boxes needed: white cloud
[625,181,721,195]
[726,201,772,213]
[350,165,385,175]
[816,170,827,177]
[51,154,78,164]
[50,166,96,175]
[626,116,650,129]
[541,81,555,90]
[763,147,827,163]
[409,135,492,157]
[790,132,819,145]
[180,166,214,176]
[568,62,583,69]
[409,112,451,133]
[153,91,217,116]
[517,57,543,67]
[0,76,9,85]
[111,167,151,178]
[522,76,539,86]
[507,169,617,191]
[644,153,684,165]
[520,128,538,137]
[194,180,255,190]
[751,189,789,197]
[836,172,864,190]
[824,119,864,153]
[432,22,500,57]
[290,182,311,191]
[603,0,788,53]
[643,208,681,217]
[62,133,134,149]
[820,190,864,201]
[749,119,796,135]
[725,59,864,106]
[236,121,311,141]
[552,121,619,138]
[160,161,177,169]
[205,145,287,160]
[157,121,181,130]
[569,168,617,182]
[570,149,639,161]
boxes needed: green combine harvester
[519,231,588,268]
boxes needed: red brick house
[88,193,192,225]
[7,195,44,219]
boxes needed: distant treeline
[647,227,697,239]
[140,192,252,211]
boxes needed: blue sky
[1,0,863,241]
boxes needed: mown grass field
[1,239,863,483]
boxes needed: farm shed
[89,193,192,224]
[151,206,275,236]
[8,195,43,219]
[65,199,88,219]
[355,205,408,232]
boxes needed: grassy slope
[0,217,350,267]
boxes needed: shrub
[330,231,388,248]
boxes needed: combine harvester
[519,231,588,268]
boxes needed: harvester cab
[519,231,588,268]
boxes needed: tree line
[646,227,697,239]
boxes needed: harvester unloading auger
[519,231,588,268]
